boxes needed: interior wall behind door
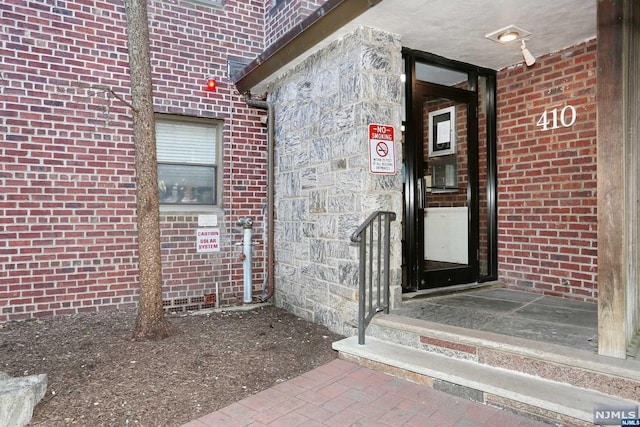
[423,99,469,265]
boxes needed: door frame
[402,49,498,292]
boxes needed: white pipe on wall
[238,218,254,303]
[243,93,275,302]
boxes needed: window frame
[155,113,223,212]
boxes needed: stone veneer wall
[267,27,404,336]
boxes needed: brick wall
[1,0,599,323]
[0,0,267,321]
[496,39,597,301]
[265,0,325,46]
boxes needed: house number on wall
[536,105,576,131]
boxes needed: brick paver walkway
[182,358,551,426]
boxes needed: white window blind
[155,116,219,206]
[156,120,216,165]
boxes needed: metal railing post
[351,211,396,345]
[383,214,391,315]
[358,227,367,345]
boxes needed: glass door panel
[423,98,468,268]
[416,81,477,288]
[402,51,496,292]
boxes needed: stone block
[0,371,47,427]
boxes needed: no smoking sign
[368,123,396,175]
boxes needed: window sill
[160,205,224,215]
[184,0,225,9]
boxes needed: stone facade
[266,27,404,336]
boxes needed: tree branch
[76,83,138,113]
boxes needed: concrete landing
[396,288,599,352]
[333,336,638,426]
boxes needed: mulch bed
[0,304,345,426]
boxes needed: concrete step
[333,336,638,426]
[366,314,640,403]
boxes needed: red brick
[0,0,270,321]
[497,39,597,301]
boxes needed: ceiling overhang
[233,0,596,95]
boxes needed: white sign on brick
[196,228,220,252]
[198,215,218,227]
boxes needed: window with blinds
[155,116,220,206]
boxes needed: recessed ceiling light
[486,25,531,45]
[498,31,519,43]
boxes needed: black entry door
[414,81,479,289]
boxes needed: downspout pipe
[244,92,275,302]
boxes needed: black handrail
[351,211,396,345]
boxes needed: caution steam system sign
[368,124,396,175]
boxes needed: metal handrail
[351,211,396,345]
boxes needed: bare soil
[0,304,344,426]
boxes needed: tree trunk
[124,0,171,340]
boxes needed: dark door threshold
[403,281,501,300]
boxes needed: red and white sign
[196,228,220,253]
[368,124,396,175]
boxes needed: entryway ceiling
[249,0,596,92]
[346,0,597,70]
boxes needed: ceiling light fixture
[498,31,519,43]
[521,40,536,66]
[485,25,531,45]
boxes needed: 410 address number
[536,105,576,131]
